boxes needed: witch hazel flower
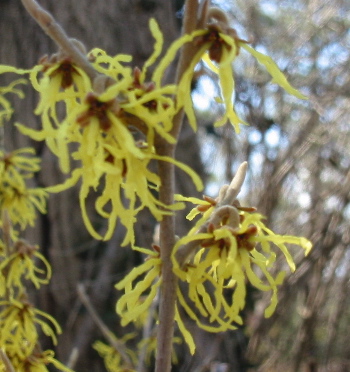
[0,148,47,230]
[171,162,312,353]
[8,18,202,244]
[158,7,307,133]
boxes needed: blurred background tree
[1,0,349,371]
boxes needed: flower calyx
[39,54,81,90]
[76,92,119,131]
[13,239,38,258]
[200,7,249,63]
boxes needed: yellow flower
[14,349,74,372]
[16,62,91,172]
[44,89,199,242]
[137,335,182,366]
[0,77,27,125]
[114,245,192,354]
[90,20,178,144]
[0,297,61,348]
[93,338,136,372]
[167,20,307,133]
[0,149,47,229]
[172,196,312,353]
[0,186,46,229]
[14,21,203,242]
[0,240,51,296]
[115,247,162,324]
[0,148,41,177]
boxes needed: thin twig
[66,348,79,370]
[0,349,15,372]
[154,157,177,372]
[21,0,98,81]
[1,210,12,257]
[137,289,159,372]
[76,284,134,369]
[169,0,205,141]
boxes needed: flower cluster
[115,171,312,354]
[0,232,72,372]
[12,19,203,244]
[115,246,162,326]
[0,77,27,125]
[0,148,47,230]
[171,194,311,351]
[4,11,306,245]
[93,338,137,372]
[0,90,71,370]
[111,13,310,356]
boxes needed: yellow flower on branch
[44,89,199,242]
[0,296,61,350]
[14,349,74,372]
[137,335,182,366]
[0,187,46,230]
[115,246,162,324]
[171,194,312,353]
[16,63,92,174]
[0,148,41,177]
[0,77,27,124]
[12,21,203,242]
[0,240,51,296]
[93,338,137,372]
[115,253,182,363]
[186,24,246,132]
[0,149,47,229]
[164,11,307,133]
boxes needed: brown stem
[1,210,12,257]
[77,284,134,369]
[21,0,98,81]
[154,149,177,372]
[170,0,204,140]
[0,349,15,372]
[154,1,207,371]
[137,290,158,372]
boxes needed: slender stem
[21,0,98,81]
[77,284,134,369]
[137,290,158,372]
[154,147,177,372]
[170,0,201,140]
[154,1,206,371]
[0,349,15,372]
[1,210,12,257]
